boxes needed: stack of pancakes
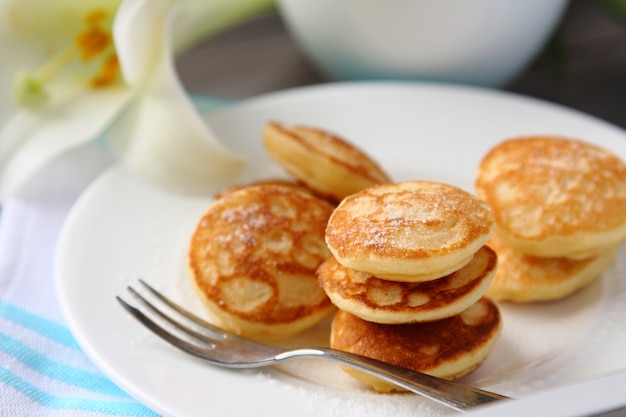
[319,181,503,392]
[476,136,626,302]
[189,121,507,391]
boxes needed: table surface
[177,0,626,130]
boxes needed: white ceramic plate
[56,82,626,417]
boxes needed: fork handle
[279,348,510,411]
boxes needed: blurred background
[176,0,626,129]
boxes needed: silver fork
[117,280,510,412]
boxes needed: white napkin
[0,144,160,416]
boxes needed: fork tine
[119,290,283,368]
[116,296,220,362]
[126,286,223,345]
[137,279,227,339]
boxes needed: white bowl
[277,0,569,87]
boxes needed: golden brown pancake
[476,136,626,259]
[263,121,391,203]
[188,184,336,340]
[330,298,502,392]
[486,234,617,302]
[325,181,495,281]
[317,246,497,324]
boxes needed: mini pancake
[486,234,617,302]
[188,184,336,340]
[476,136,626,259]
[325,181,495,281]
[263,121,390,203]
[317,246,497,324]
[330,298,502,392]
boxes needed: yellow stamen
[91,54,119,88]
[76,8,112,61]
[36,46,77,82]
[13,8,121,108]
[76,27,111,61]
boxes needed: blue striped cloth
[0,96,231,417]
[0,304,158,416]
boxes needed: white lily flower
[0,0,274,200]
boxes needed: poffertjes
[325,181,495,281]
[263,122,390,203]
[188,184,336,340]
[317,246,497,324]
[476,136,626,259]
[486,234,617,302]
[330,298,502,392]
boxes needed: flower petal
[0,85,133,200]
[0,0,122,126]
[109,0,245,194]
[111,0,162,85]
